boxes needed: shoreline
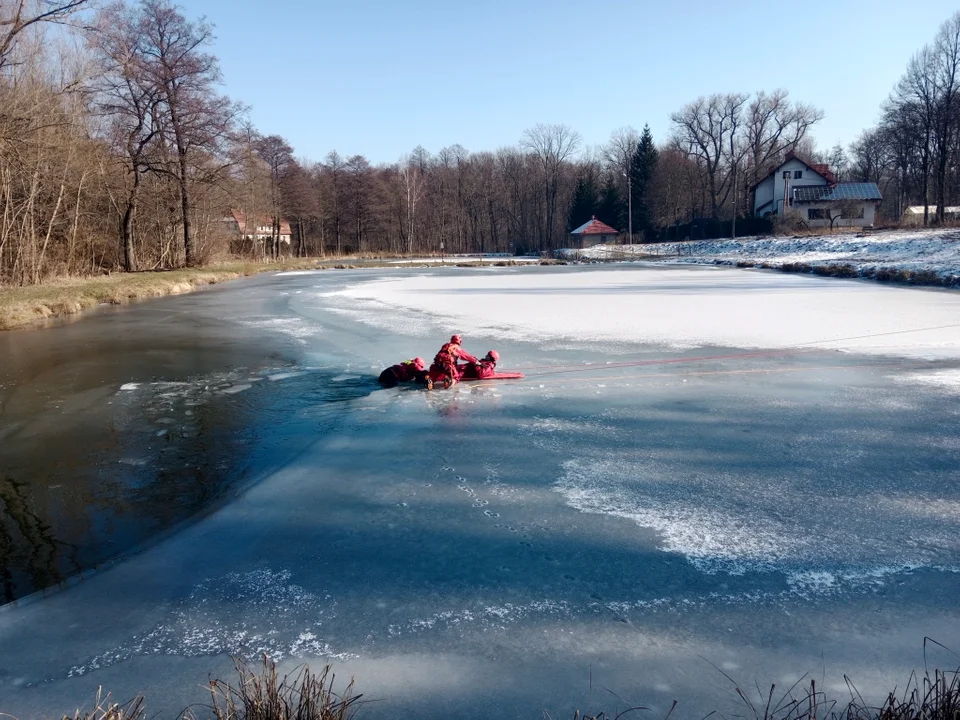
[0,257,557,332]
[0,261,322,332]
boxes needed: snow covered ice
[1,261,959,719]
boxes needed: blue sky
[185,0,957,164]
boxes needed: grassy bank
[0,257,565,331]
[0,260,324,331]
[719,258,960,288]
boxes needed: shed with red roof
[569,216,620,249]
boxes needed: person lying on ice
[458,350,500,380]
[426,334,478,389]
[378,357,427,388]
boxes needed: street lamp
[622,170,633,244]
[732,161,737,240]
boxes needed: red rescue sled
[466,372,524,380]
[424,371,525,389]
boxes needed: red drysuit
[429,341,477,382]
[378,358,426,387]
[459,357,498,380]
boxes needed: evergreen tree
[567,175,599,231]
[598,175,625,232]
[629,124,660,241]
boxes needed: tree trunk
[178,155,194,265]
[121,171,140,272]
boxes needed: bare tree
[323,150,345,255]
[522,123,581,250]
[279,161,313,258]
[825,200,865,230]
[891,47,938,225]
[398,153,425,254]
[137,0,237,266]
[933,12,960,223]
[0,0,90,72]
[254,134,293,259]
[744,90,823,188]
[345,154,370,254]
[88,1,164,272]
[670,93,749,219]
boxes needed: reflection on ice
[895,368,960,392]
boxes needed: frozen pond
[1,263,959,718]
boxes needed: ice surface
[328,264,960,360]
[2,264,959,719]
[895,368,960,391]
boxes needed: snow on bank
[329,264,960,359]
[582,228,960,281]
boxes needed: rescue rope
[506,360,925,387]
[508,322,960,377]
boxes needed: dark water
[0,277,376,604]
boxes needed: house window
[841,206,865,219]
[794,170,803,179]
[808,208,824,220]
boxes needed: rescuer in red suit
[458,350,500,380]
[426,334,478,389]
[378,357,427,387]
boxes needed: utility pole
[623,171,633,244]
[731,163,737,240]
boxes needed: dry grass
[697,640,960,720]
[0,260,322,331]
[4,649,960,720]
[191,655,362,720]
[53,687,146,720]
[696,668,960,720]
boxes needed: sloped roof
[228,209,292,236]
[792,183,882,203]
[751,151,836,190]
[571,217,619,235]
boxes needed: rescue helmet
[412,357,426,370]
[485,350,500,363]
[450,334,463,344]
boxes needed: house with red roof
[222,209,292,246]
[569,216,620,249]
[752,151,882,228]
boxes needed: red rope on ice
[508,323,960,376]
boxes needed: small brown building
[569,216,619,249]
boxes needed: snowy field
[385,255,541,265]
[1,264,959,719]
[582,228,960,282]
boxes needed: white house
[902,206,960,225]
[752,152,882,228]
[223,209,292,246]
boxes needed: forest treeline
[2,1,960,285]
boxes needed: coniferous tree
[630,124,659,240]
[567,175,599,230]
[598,175,625,232]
